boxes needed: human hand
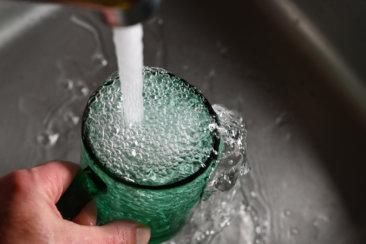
[0,161,151,244]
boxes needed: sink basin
[0,0,365,243]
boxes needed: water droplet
[220,47,228,55]
[131,149,136,157]
[290,227,299,235]
[70,15,107,70]
[216,41,228,57]
[74,80,89,97]
[255,226,262,234]
[157,18,164,25]
[255,238,264,244]
[285,132,292,140]
[81,87,89,96]
[93,55,108,67]
[59,78,74,90]
[37,131,59,147]
[208,123,216,131]
[284,209,292,217]
[181,64,189,70]
[63,110,80,126]
[250,191,257,198]
[207,69,216,80]
[240,165,250,175]
[274,112,290,126]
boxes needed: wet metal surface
[0,0,365,243]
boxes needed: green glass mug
[57,67,223,243]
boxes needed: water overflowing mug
[56,67,223,243]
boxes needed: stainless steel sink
[0,0,365,243]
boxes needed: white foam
[86,68,215,185]
[113,24,144,124]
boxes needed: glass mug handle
[56,167,107,220]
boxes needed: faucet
[12,0,161,26]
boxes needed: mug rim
[81,66,221,190]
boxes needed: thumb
[64,220,151,244]
[72,200,97,226]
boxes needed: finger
[29,161,80,203]
[93,220,151,244]
[62,220,151,244]
[72,200,97,226]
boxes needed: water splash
[165,104,269,244]
[18,14,109,162]
[70,15,108,69]
[207,104,249,192]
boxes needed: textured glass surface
[80,67,220,243]
[81,143,215,243]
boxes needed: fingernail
[136,225,151,244]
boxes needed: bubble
[85,67,216,186]
[59,78,74,90]
[216,41,229,57]
[255,226,262,234]
[157,18,164,25]
[63,110,80,126]
[255,238,264,244]
[74,80,89,97]
[290,227,300,235]
[37,131,59,148]
[92,53,108,67]
[208,123,216,131]
[284,209,292,217]
[181,65,189,70]
[274,112,290,126]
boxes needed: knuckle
[0,170,51,243]
[3,169,43,205]
[0,171,34,221]
[5,170,34,194]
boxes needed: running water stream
[113,24,144,124]
[108,20,261,244]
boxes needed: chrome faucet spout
[7,0,161,26]
[100,0,161,26]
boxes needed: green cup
[57,67,222,243]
